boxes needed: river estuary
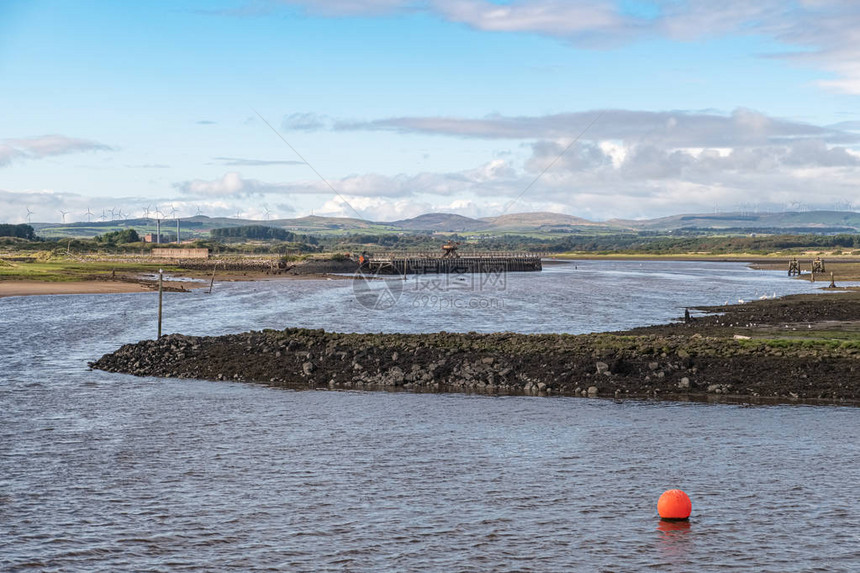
[1,261,858,571]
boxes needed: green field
[0,258,179,282]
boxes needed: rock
[678,377,690,389]
[302,362,314,375]
[481,357,495,365]
[733,334,751,340]
[595,361,609,374]
[391,352,399,362]
[648,362,659,371]
[537,382,547,391]
[707,384,720,393]
[587,386,599,396]
[385,366,405,385]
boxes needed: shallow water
[1,261,858,571]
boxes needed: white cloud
[317,195,506,220]
[213,156,305,166]
[336,108,856,147]
[175,172,296,197]
[0,145,24,167]
[282,112,333,131]
[234,0,860,94]
[0,135,113,167]
[433,0,635,45]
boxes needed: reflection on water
[1,261,858,571]
[657,519,693,533]
[657,519,693,565]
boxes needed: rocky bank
[90,291,860,404]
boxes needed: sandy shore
[0,272,356,299]
[0,280,157,298]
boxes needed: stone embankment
[177,258,359,275]
[91,292,860,403]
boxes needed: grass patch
[0,260,180,282]
[737,337,860,351]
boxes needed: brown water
[1,261,858,571]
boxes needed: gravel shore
[90,291,860,405]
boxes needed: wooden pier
[363,251,543,275]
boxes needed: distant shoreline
[3,255,859,298]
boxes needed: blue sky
[2,0,860,223]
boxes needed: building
[150,248,209,259]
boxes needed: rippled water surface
[1,261,858,571]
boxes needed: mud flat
[0,278,193,298]
[90,291,860,404]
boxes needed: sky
[2,0,860,224]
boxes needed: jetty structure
[360,242,543,275]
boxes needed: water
[1,261,858,571]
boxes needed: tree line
[210,225,319,243]
[0,224,37,240]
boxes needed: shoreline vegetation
[91,291,860,406]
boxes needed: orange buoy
[657,489,692,520]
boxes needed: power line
[500,110,604,216]
[252,109,366,221]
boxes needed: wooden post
[829,272,836,289]
[207,263,217,294]
[157,269,163,338]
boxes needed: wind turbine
[153,204,164,244]
[84,207,94,222]
[25,207,33,224]
[195,205,203,216]
[59,209,68,223]
[171,205,180,243]
[100,209,107,222]
[264,206,271,221]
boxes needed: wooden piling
[157,269,163,338]
[207,263,217,294]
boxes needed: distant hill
[26,210,860,238]
[610,211,860,232]
[390,213,491,232]
[274,215,389,232]
[481,212,610,231]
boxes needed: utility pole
[157,269,163,338]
